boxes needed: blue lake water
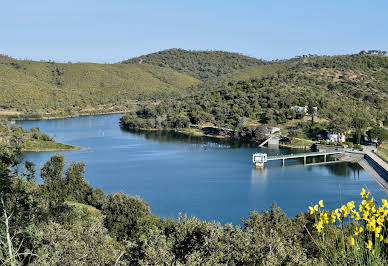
[17,114,387,224]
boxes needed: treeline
[1,146,388,265]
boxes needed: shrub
[354,144,362,149]
[102,192,152,241]
[344,141,354,147]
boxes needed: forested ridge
[122,48,266,81]
[121,51,388,144]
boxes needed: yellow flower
[366,240,373,251]
[377,216,385,226]
[384,237,388,244]
[349,237,355,246]
[319,200,324,208]
[368,198,375,207]
[366,216,376,232]
[354,226,363,236]
[382,198,388,208]
[375,226,382,237]
[308,206,314,215]
[313,221,324,233]
[320,212,329,224]
[350,209,358,218]
[330,211,337,223]
[361,188,370,199]
[347,201,355,210]
[314,204,318,211]
[362,211,370,221]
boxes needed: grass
[178,128,205,137]
[24,139,80,152]
[0,55,200,117]
[280,137,316,148]
[376,146,388,163]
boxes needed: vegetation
[377,144,388,163]
[0,54,200,118]
[2,49,387,134]
[121,52,388,144]
[0,120,79,151]
[122,48,266,81]
[1,146,388,265]
[369,127,388,145]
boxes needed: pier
[253,150,345,168]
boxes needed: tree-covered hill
[0,55,200,119]
[121,53,388,143]
[122,48,266,81]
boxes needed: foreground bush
[1,150,387,265]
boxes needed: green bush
[344,141,354,147]
[354,144,362,149]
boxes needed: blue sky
[1,0,387,62]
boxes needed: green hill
[122,48,266,81]
[0,55,200,119]
[121,52,388,143]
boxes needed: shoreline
[23,146,82,152]
[7,110,129,121]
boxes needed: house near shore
[326,131,346,143]
[291,106,318,115]
[292,106,308,114]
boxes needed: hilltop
[122,48,266,81]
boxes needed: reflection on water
[124,128,255,148]
[251,167,268,183]
[16,114,388,225]
[311,162,363,178]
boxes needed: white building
[291,106,318,115]
[326,131,346,143]
[292,106,308,114]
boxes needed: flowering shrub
[308,188,388,265]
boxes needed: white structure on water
[252,153,268,168]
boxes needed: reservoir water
[17,114,387,224]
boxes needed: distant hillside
[121,53,388,142]
[1,50,387,124]
[0,55,200,118]
[122,48,266,81]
